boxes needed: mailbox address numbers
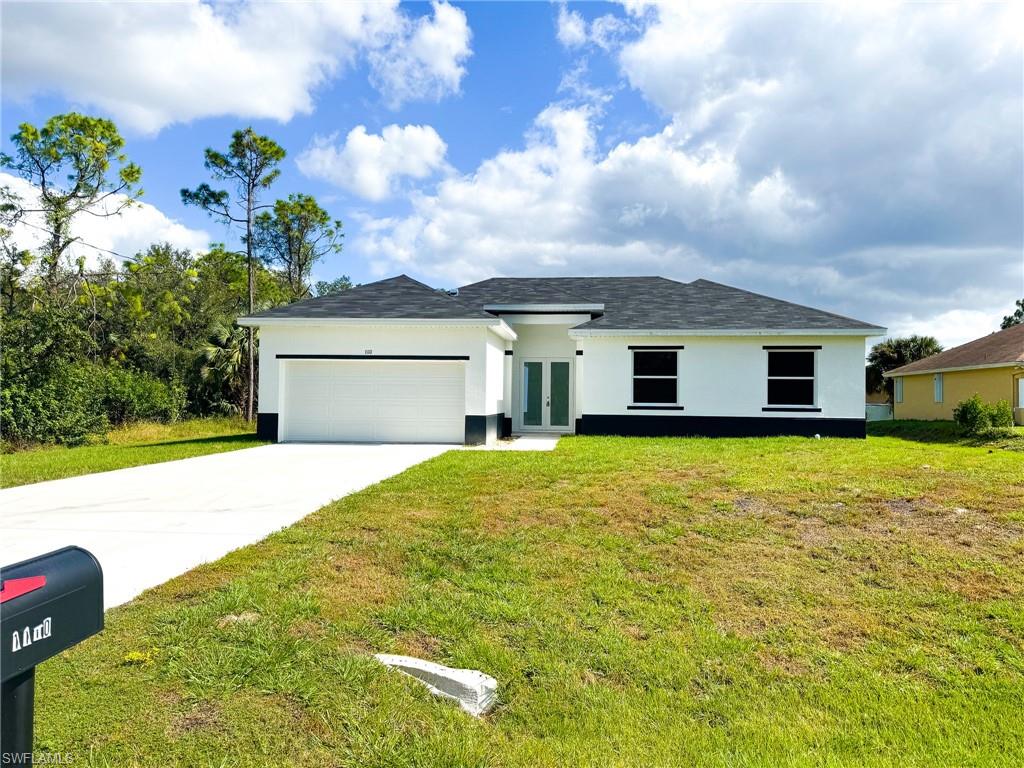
[11,616,53,653]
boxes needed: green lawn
[32,432,1024,766]
[0,418,267,488]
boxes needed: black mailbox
[1,546,103,761]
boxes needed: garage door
[281,360,465,443]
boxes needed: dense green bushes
[952,394,1015,435]
[100,366,185,427]
[1,308,184,446]
[1,362,184,447]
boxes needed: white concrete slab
[0,443,450,608]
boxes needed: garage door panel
[282,360,465,443]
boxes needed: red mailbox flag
[0,575,46,604]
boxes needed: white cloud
[368,1,472,110]
[888,309,1010,350]
[1,0,472,133]
[356,1,1022,348]
[1,172,210,266]
[556,4,588,48]
[297,124,448,202]
[556,4,632,51]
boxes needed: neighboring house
[238,275,885,445]
[884,323,1024,424]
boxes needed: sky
[1,0,1022,348]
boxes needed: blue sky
[2,1,1022,346]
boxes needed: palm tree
[866,335,943,402]
[201,323,248,414]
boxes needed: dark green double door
[521,358,572,432]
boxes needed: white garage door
[281,359,465,443]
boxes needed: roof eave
[238,316,508,329]
[569,326,887,338]
[883,360,1024,377]
[483,303,605,313]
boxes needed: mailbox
[1,546,103,761]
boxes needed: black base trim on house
[277,354,469,361]
[577,414,866,438]
[628,405,685,411]
[256,412,279,441]
[501,416,513,438]
[762,406,822,413]
[465,413,504,445]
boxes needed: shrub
[953,394,1015,434]
[100,366,185,426]
[989,399,1015,429]
[953,394,990,434]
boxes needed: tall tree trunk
[245,184,255,423]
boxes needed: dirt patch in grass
[167,700,222,738]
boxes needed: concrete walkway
[0,443,450,608]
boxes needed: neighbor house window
[894,377,903,404]
[632,349,678,404]
[933,373,943,403]
[766,349,816,407]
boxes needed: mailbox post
[1,547,103,762]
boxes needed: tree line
[0,113,351,446]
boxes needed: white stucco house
[237,275,885,444]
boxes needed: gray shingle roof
[457,276,884,331]
[245,273,883,332]
[245,274,493,320]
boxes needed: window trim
[765,348,818,409]
[630,347,681,406]
[894,376,903,404]
[933,372,943,403]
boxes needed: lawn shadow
[132,433,267,450]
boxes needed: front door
[520,358,572,432]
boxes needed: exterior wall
[578,334,867,419]
[893,366,1019,421]
[255,323,505,443]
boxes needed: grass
[30,432,1024,766]
[0,418,267,488]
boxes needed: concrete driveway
[0,443,451,608]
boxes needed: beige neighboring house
[884,323,1024,424]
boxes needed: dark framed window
[766,350,816,406]
[632,350,678,404]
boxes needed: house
[237,275,885,444]
[884,323,1024,424]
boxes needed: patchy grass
[0,418,266,487]
[33,435,1024,766]
[869,419,1024,451]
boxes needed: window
[766,349,816,407]
[933,372,943,403]
[632,349,678,404]
[894,376,903,404]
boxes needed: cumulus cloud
[1,172,210,266]
[297,124,448,202]
[354,2,1022,347]
[1,0,472,133]
[368,1,472,109]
